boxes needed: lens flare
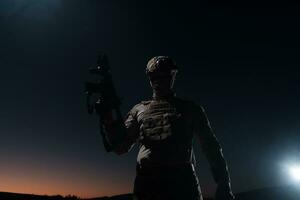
[289,165,300,182]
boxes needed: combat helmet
[146,56,178,77]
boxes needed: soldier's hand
[215,182,235,200]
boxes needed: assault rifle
[84,54,124,152]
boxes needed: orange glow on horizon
[0,162,134,198]
[0,176,132,198]
[0,159,215,198]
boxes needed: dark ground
[1,184,300,200]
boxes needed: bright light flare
[288,165,300,182]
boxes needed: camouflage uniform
[103,56,234,200]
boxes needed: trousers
[133,163,203,200]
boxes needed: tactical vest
[135,97,196,166]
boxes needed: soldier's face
[149,70,177,91]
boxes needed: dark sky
[0,0,300,198]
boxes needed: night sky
[0,0,300,198]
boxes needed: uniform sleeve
[193,104,231,185]
[193,105,221,153]
[112,105,140,155]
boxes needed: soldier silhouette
[100,56,235,200]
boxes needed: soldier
[101,56,235,200]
